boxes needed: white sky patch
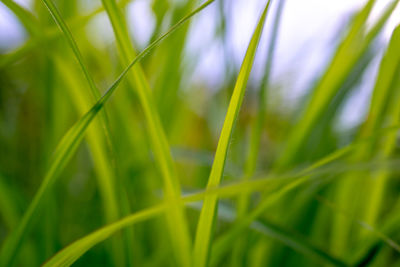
[0,3,26,51]
[127,0,155,49]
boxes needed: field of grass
[0,0,400,266]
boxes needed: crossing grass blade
[40,152,400,267]
[0,2,213,265]
[193,2,271,267]
[99,0,215,265]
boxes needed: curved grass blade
[193,2,271,267]
[42,204,166,267]
[99,0,215,265]
[0,2,213,265]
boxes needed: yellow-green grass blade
[232,1,286,265]
[275,0,399,170]
[54,56,129,266]
[0,2,212,265]
[99,0,214,265]
[193,2,271,267]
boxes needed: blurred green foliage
[0,0,400,266]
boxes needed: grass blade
[361,25,400,227]
[0,2,212,265]
[274,0,399,170]
[193,2,271,266]
[99,0,214,265]
[40,148,400,266]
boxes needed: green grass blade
[362,25,400,227]
[99,0,214,265]
[232,2,285,264]
[37,1,127,263]
[42,204,166,267]
[0,3,211,265]
[193,3,271,267]
[331,22,400,255]
[200,202,347,267]
[40,151,400,266]
[274,0,399,170]
[40,0,100,100]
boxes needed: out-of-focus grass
[0,0,399,266]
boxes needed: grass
[0,0,400,266]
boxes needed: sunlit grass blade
[99,0,214,265]
[193,2,271,267]
[0,2,212,265]
[232,1,286,265]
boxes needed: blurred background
[1,0,400,266]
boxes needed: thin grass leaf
[0,2,213,265]
[193,202,347,267]
[362,25,400,227]
[34,1,128,263]
[275,0,399,170]
[193,3,271,267]
[40,154,400,267]
[99,0,215,265]
[39,149,400,266]
[42,204,166,267]
[232,2,286,265]
[331,22,400,254]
